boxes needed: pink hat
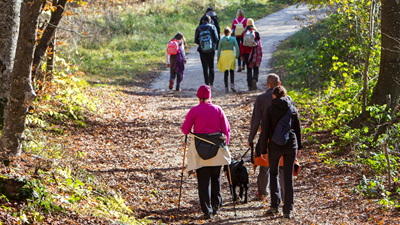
[197,85,211,99]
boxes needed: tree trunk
[0,0,46,160]
[349,0,400,128]
[369,0,400,112]
[32,0,67,79]
[0,0,22,130]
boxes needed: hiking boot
[255,192,265,201]
[252,79,257,90]
[230,83,237,92]
[225,87,229,93]
[283,212,291,219]
[212,206,220,215]
[265,207,279,215]
[169,80,174,90]
[203,213,213,220]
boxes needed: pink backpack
[167,39,179,55]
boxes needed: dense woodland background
[1,0,400,224]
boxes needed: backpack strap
[235,18,244,25]
[286,106,294,129]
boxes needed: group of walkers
[181,73,303,220]
[166,6,302,220]
[166,8,262,92]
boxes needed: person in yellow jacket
[217,27,239,93]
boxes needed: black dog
[224,159,249,203]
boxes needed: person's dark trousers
[257,166,269,197]
[169,54,181,90]
[236,37,243,68]
[243,53,259,88]
[169,54,177,81]
[199,51,215,86]
[268,149,297,214]
[224,70,234,87]
[196,166,222,215]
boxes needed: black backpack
[271,106,294,145]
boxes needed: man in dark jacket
[199,7,221,41]
[248,74,280,200]
[195,15,219,88]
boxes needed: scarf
[249,39,263,69]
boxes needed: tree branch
[38,21,87,37]
[32,0,68,80]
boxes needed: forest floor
[65,5,400,225]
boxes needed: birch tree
[0,0,22,129]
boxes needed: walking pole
[227,164,237,218]
[178,135,188,212]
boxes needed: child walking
[217,27,239,93]
[166,32,187,91]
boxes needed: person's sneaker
[242,66,246,71]
[265,207,279,215]
[248,86,252,91]
[169,80,174,90]
[238,68,242,72]
[252,79,257,90]
[283,212,291,219]
[230,83,236,92]
[225,87,229,93]
[209,84,214,90]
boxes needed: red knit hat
[197,85,211,99]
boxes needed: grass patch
[61,0,292,87]
[271,21,330,89]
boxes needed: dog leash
[240,147,251,160]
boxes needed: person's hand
[184,60,187,64]
[241,57,244,61]
[166,63,170,68]
[297,150,301,157]
[261,154,267,160]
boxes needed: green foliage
[27,67,100,131]
[356,175,384,198]
[273,0,400,209]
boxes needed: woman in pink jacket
[181,85,231,220]
[231,9,247,72]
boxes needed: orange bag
[293,158,300,176]
[252,141,300,176]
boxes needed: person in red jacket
[240,18,261,91]
[231,9,247,72]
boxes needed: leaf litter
[61,84,400,224]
